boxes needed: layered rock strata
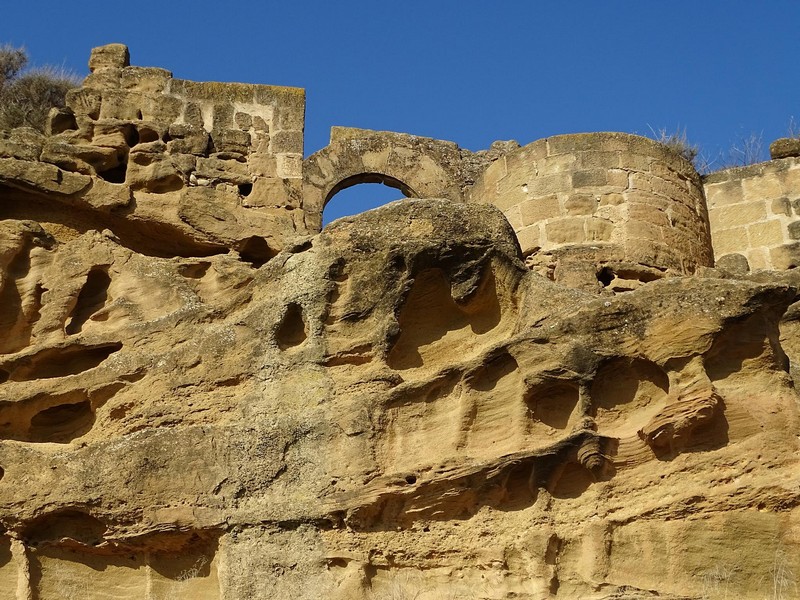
[0,45,798,600]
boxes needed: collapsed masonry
[0,44,799,599]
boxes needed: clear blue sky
[3,2,798,223]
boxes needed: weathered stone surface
[88,43,130,72]
[770,136,800,159]
[3,44,800,600]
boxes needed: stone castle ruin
[0,44,799,599]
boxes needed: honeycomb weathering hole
[7,342,123,381]
[65,267,112,335]
[24,510,107,547]
[276,303,307,349]
[590,357,669,437]
[239,236,277,268]
[387,268,505,370]
[29,401,94,443]
[525,381,580,430]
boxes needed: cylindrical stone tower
[468,132,714,291]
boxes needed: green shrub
[0,45,79,133]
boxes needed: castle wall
[703,156,800,270]
[466,132,714,289]
[54,43,307,237]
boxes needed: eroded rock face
[1,44,800,600]
[0,194,797,599]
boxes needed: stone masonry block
[623,220,664,243]
[606,169,629,188]
[89,44,130,72]
[248,154,278,178]
[787,221,800,240]
[277,153,303,178]
[711,227,747,256]
[576,150,622,170]
[516,224,541,254]
[770,243,800,269]
[121,67,172,93]
[586,217,614,242]
[703,180,744,208]
[503,205,524,230]
[545,218,586,245]
[564,195,597,216]
[513,140,547,163]
[270,130,304,154]
[747,219,784,247]
[780,166,800,192]
[745,247,770,270]
[599,193,624,207]
[539,153,577,174]
[519,195,561,225]
[527,173,571,197]
[627,203,670,228]
[771,197,792,217]
[742,175,784,201]
[572,169,607,188]
[712,202,767,229]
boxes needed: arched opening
[322,173,417,226]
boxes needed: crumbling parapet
[467,132,714,291]
[0,44,309,260]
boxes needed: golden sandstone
[0,45,799,599]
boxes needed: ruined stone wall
[72,44,306,205]
[703,156,800,270]
[466,132,714,290]
[3,44,800,600]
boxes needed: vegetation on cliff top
[0,45,79,133]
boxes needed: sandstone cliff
[0,45,798,600]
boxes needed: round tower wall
[467,133,714,288]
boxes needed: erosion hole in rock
[239,236,277,268]
[404,474,417,485]
[29,400,94,443]
[24,510,107,547]
[122,124,140,147]
[238,183,253,197]
[597,266,614,287]
[590,357,670,437]
[178,262,211,279]
[0,240,34,354]
[276,303,307,349]
[96,161,127,184]
[137,125,159,143]
[387,267,503,370]
[524,380,579,430]
[29,532,221,600]
[467,352,519,392]
[323,176,416,226]
[550,462,594,499]
[65,267,112,335]
[8,342,123,381]
[706,313,784,381]
[0,370,7,384]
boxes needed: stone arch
[327,172,418,204]
[303,127,466,231]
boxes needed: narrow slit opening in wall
[322,174,416,227]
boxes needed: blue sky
[3,2,798,223]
